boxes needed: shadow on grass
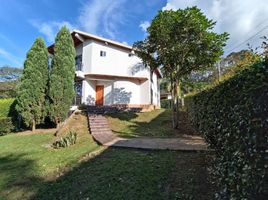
[0,154,43,200]
[31,148,214,200]
[1,147,267,200]
[107,109,198,138]
[107,111,139,121]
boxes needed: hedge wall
[161,99,172,109]
[0,98,16,117]
[185,63,268,199]
[0,98,16,135]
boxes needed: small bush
[0,117,15,135]
[161,99,172,109]
[53,131,77,148]
[78,103,88,110]
[185,62,268,199]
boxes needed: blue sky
[1,0,268,68]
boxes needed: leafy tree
[134,7,228,128]
[220,50,260,81]
[48,26,75,128]
[16,38,49,131]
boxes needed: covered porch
[74,74,150,107]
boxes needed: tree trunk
[173,81,179,129]
[150,70,153,105]
[54,119,61,136]
[174,81,179,129]
[170,76,176,129]
[56,121,61,130]
[176,80,182,129]
[181,97,185,107]
[32,119,36,132]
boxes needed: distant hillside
[0,66,22,98]
[0,66,22,82]
[0,81,18,98]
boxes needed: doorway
[95,85,104,105]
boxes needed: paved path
[88,114,208,151]
[105,136,208,151]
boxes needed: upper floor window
[75,55,82,71]
[100,51,106,57]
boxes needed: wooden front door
[96,85,104,105]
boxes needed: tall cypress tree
[16,38,49,131]
[48,26,75,128]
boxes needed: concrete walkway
[104,135,208,151]
[87,113,208,151]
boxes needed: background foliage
[185,62,268,199]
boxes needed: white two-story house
[48,29,161,109]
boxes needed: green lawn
[0,111,213,200]
[107,109,198,138]
[0,113,100,200]
[32,148,214,200]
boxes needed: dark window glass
[100,51,106,57]
[75,55,82,71]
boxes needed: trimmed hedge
[0,98,17,135]
[0,98,16,117]
[185,63,268,199]
[161,99,172,109]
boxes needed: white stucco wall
[82,79,96,105]
[112,80,141,105]
[81,79,151,106]
[80,40,150,78]
[81,40,93,73]
[140,80,150,104]
[151,72,160,106]
[75,38,161,106]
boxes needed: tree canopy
[48,26,76,127]
[134,6,228,128]
[16,38,49,131]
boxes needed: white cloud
[30,20,75,43]
[31,0,128,43]
[162,0,197,10]
[139,21,150,33]
[0,48,21,66]
[162,0,268,55]
[78,0,126,39]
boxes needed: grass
[0,112,99,200]
[33,148,214,200]
[0,110,213,200]
[0,98,15,117]
[107,109,198,138]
